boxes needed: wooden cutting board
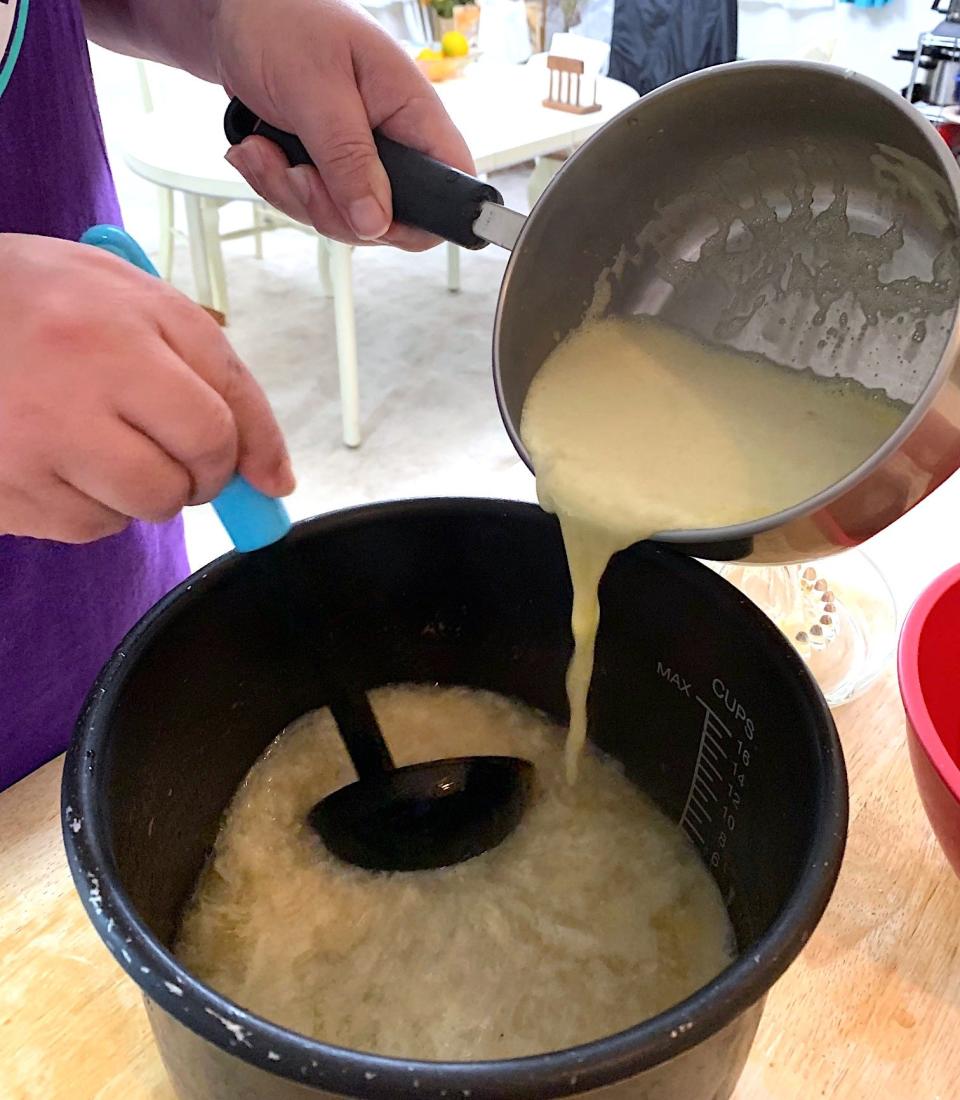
[1,672,958,1099]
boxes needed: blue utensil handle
[80,225,162,278]
[80,225,292,553]
[211,475,291,552]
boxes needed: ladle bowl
[310,686,532,871]
[309,755,534,872]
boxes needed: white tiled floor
[89,47,960,627]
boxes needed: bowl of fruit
[416,31,472,82]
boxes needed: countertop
[1,672,958,1099]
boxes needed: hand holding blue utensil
[80,225,291,553]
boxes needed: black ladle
[251,536,532,873]
[315,688,534,872]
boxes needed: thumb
[297,84,392,241]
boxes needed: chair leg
[201,199,229,319]
[329,241,361,448]
[317,236,334,299]
[527,155,565,210]
[157,187,174,281]
[253,203,264,260]
[446,242,461,293]
[184,194,213,308]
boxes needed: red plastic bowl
[898,564,960,876]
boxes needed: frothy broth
[176,686,735,1060]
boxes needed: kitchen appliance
[899,0,960,107]
[62,499,846,1100]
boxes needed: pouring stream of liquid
[521,316,907,780]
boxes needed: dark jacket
[608,0,737,96]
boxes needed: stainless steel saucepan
[225,61,960,564]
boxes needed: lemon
[441,31,469,58]
[417,47,442,61]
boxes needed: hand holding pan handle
[224,98,504,251]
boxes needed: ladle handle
[224,98,503,250]
[328,689,395,778]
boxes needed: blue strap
[79,225,292,552]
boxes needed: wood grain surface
[1,672,957,1099]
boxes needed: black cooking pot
[62,499,846,1100]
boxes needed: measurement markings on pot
[679,691,753,870]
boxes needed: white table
[437,62,638,290]
[120,61,638,445]
[122,62,637,193]
[441,62,638,173]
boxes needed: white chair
[130,60,271,315]
[123,44,462,449]
[120,61,365,445]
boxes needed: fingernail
[348,196,390,241]
[226,141,263,180]
[278,454,296,496]
[287,166,314,208]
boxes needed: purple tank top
[0,0,189,789]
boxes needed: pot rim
[897,561,960,801]
[62,498,847,1100]
[493,59,960,552]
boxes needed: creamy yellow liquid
[520,317,906,778]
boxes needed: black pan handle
[224,98,503,250]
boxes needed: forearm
[80,0,221,83]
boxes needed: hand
[213,0,475,250]
[0,234,294,544]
